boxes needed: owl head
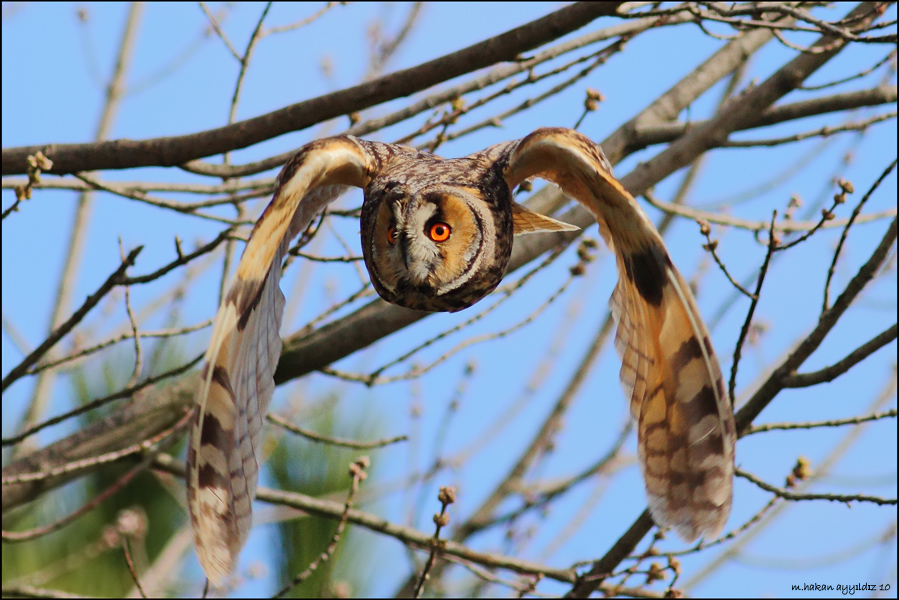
[360,180,515,313]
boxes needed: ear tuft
[511,202,579,235]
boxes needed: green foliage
[267,396,382,598]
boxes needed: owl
[186,128,736,585]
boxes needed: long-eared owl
[186,127,736,586]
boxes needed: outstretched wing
[502,127,735,541]
[187,136,374,585]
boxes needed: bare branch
[1,247,143,393]
[747,409,897,434]
[267,413,408,449]
[782,323,897,388]
[736,468,897,505]
[1,3,621,175]
[1,374,196,512]
[736,216,897,433]
[823,158,898,310]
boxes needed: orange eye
[428,222,451,242]
[387,226,397,245]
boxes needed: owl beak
[398,203,415,271]
[400,238,411,271]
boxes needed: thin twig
[781,323,897,388]
[736,468,897,505]
[122,537,147,598]
[686,206,756,299]
[267,413,408,449]
[729,211,778,404]
[823,158,897,311]
[746,408,897,434]
[2,3,621,175]
[273,457,369,598]
[2,247,143,392]
[1,353,201,447]
[643,186,896,233]
[198,2,240,61]
[263,2,338,37]
[801,48,895,89]
[723,110,895,147]
[1,408,190,485]
[2,449,162,542]
[414,486,455,598]
[119,238,143,388]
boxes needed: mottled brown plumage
[187,128,735,586]
[359,140,515,312]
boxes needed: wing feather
[503,127,735,541]
[187,138,372,585]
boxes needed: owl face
[361,180,513,312]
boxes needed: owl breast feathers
[186,127,736,585]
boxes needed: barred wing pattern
[501,128,736,541]
[187,138,372,585]
[187,128,735,586]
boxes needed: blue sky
[3,3,897,598]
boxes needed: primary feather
[187,137,370,585]
[502,128,735,540]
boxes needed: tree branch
[782,323,897,388]
[736,217,897,433]
[1,375,194,512]
[1,247,143,393]
[1,2,620,175]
